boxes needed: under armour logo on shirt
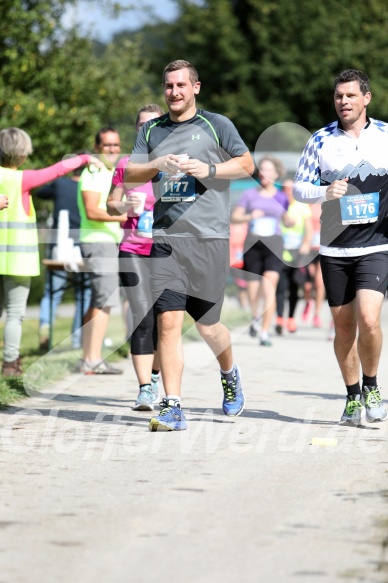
[377,276,380,281]
[192,134,201,140]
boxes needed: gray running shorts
[150,237,229,325]
[80,242,120,309]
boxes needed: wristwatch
[208,163,217,179]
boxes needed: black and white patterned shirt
[294,118,388,256]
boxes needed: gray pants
[0,275,31,362]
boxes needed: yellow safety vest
[0,167,40,276]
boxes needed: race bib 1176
[340,192,379,225]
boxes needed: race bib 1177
[160,173,197,203]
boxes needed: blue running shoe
[362,386,388,423]
[221,365,245,417]
[149,398,187,431]
[151,373,160,404]
[133,385,154,411]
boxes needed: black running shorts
[243,235,284,280]
[320,251,388,307]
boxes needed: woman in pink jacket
[0,127,100,377]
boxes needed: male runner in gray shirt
[125,59,254,431]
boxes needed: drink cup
[170,154,189,179]
[132,191,147,215]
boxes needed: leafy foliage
[0,1,161,300]
[0,0,157,169]
[4,1,388,158]
[131,0,388,149]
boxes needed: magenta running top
[112,155,155,256]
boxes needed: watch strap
[208,163,216,179]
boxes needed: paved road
[1,301,388,583]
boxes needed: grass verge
[0,300,250,408]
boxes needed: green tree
[135,0,388,150]
[0,0,156,169]
[0,0,159,303]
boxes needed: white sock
[260,330,269,341]
[86,359,102,367]
[221,365,234,376]
[165,395,181,405]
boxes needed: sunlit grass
[0,314,128,408]
[0,300,250,407]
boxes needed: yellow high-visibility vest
[0,166,40,276]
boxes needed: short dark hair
[334,69,370,95]
[135,104,164,128]
[95,126,119,146]
[162,60,199,85]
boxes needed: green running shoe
[339,394,365,426]
[362,386,388,423]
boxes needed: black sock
[346,382,361,397]
[362,374,377,388]
[152,369,160,377]
[140,383,151,389]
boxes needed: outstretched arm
[22,154,99,192]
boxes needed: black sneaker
[249,320,259,337]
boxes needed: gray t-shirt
[131,109,250,239]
